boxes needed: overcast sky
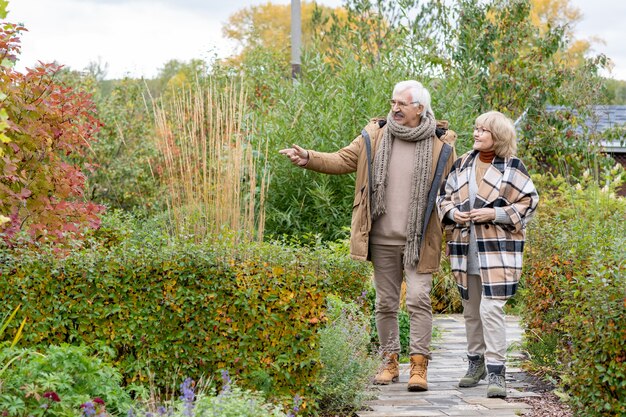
[7,0,626,81]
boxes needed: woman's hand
[453,210,471,226]
[469,208,496,223]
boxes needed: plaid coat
[437,150,539,300]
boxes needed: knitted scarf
[371,111,436,267]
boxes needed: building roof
[584,105,626,131]
[546,105,626,153]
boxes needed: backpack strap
[362,126,453,239]
[422,142,453,239]
[361,129,373,207]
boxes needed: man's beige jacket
[305,119,457,273]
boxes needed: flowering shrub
[192,383,289,417]
[521,172,626,416]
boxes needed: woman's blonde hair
[475,111,517,158]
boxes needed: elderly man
[279,80,456,391]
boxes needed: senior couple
[279,80,538,398]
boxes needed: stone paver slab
[356,314,537,417]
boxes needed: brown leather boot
[373,352,399,385]
[408,354,429,391]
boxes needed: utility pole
[291,0,301,79]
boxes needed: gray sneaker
[458,354,486,388]
[486,364,507,398]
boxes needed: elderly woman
[437,111,538,398]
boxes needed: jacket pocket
[352,186,369,232]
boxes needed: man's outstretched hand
[279,144,309,167]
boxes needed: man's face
[390,89,423,128]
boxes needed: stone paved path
[357,314,540,417]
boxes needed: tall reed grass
[152,78,267,242]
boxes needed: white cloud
[569,0,626,80]
[7,0,626,81]
[10,0,233,78]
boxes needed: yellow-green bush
[0,226,371,407]
[521,172,626,416]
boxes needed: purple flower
[220,369,231,385]
[179,377,195,417]
[287,394,302,417]
[81,402,96,417]
[293,394,301,413]
[220,370,231,394]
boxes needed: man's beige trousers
[371,244,432,357]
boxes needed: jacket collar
[461,150,506,174]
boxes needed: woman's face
[473,124,494,152]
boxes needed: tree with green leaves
[603,78,626,104]
[236,0,609,241]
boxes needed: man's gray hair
[393,80,434,118]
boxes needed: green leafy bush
[521,170,626,416]
[0,344,131,416]
[431,254,462,314]
[237,0,609,242]
[316,295,378,415]
[87,78,160,212]
[0,223,371,408]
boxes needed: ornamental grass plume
[151,77,268,243]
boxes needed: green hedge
[0,226,371,405]
[521,173,626,416]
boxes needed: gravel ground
[508,372,573,417]
[516,392,573,417]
